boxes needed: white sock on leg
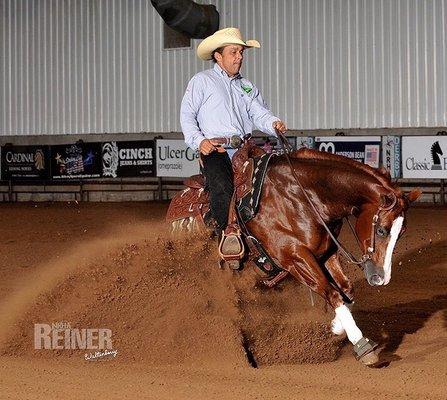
[331,315,345,335]
[335,304,363,344]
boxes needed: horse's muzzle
[362,259,384,286]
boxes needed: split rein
[275,131,397,270]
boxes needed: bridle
[344,196,398,265]
[275,131,398,270]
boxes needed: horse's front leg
[324,252,354,336]
[284,247,379,366]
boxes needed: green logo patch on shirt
[241,84,253,94]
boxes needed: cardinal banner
[1,145,50,180]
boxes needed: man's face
[215,45,245,77]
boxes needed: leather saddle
[166,140,263,229]
[166,140,286,285]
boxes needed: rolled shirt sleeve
[248,86,279,137]
[180,75,206,151]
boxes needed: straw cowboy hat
[197,27,260,60]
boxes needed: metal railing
[0,177,445,205]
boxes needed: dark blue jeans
[201,151,234,230]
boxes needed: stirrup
[218,226,245,261]
[218,233,244,260]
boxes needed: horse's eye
[376,226,389,238]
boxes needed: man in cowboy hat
[180,27,286,243]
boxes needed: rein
[275,131,393,269]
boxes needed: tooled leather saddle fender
[166,140,263,227]
[166,140,286,282]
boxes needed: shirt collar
[213,63,241,80]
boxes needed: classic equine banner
[402,136,447,179]
[314,136,381,168]
[51,142,102,179]
[156,139,200,178]
[1,145,50,180]
[102,141,155,178]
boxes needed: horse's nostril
[363,260,384,286]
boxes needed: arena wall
[1,0,447,136]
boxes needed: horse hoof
[353,337,379,366]
[359,350,379,367]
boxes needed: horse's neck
[307,165,381,219]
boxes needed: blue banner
[314,136,381,168]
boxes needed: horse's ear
[377,166,391,180]
[379,193,397,210]
[406,189,422,203]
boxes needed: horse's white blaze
[382,216,404,285]
[335,305,363,344]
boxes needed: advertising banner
[252,137,274,153]
[402,136,447,179]
[252,136,298,153]
[51,142,102,179]
[1,145,50,180]
[102,141,155,178]
[296,136,314,150]
[314,136,381,168]
[156,139,200,177]
[274,136,297,152]
[381,136,401,178]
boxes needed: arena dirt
[0,202,445,399]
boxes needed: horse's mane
[290,148,399,194]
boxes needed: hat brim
[197,37,260,61]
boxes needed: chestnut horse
[169,147,421,366]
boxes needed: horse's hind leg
[284,247,378,366]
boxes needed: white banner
[381,136,401,178]
[402,136,447,179]
[156,139,200,178]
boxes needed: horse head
[354,189,421,286]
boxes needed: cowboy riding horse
[166,135,421,366]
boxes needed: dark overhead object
[151,0,219,39]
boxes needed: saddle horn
[230,135,242,149]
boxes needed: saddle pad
[237,153,275,223]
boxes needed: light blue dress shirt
[180,63,279,150]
